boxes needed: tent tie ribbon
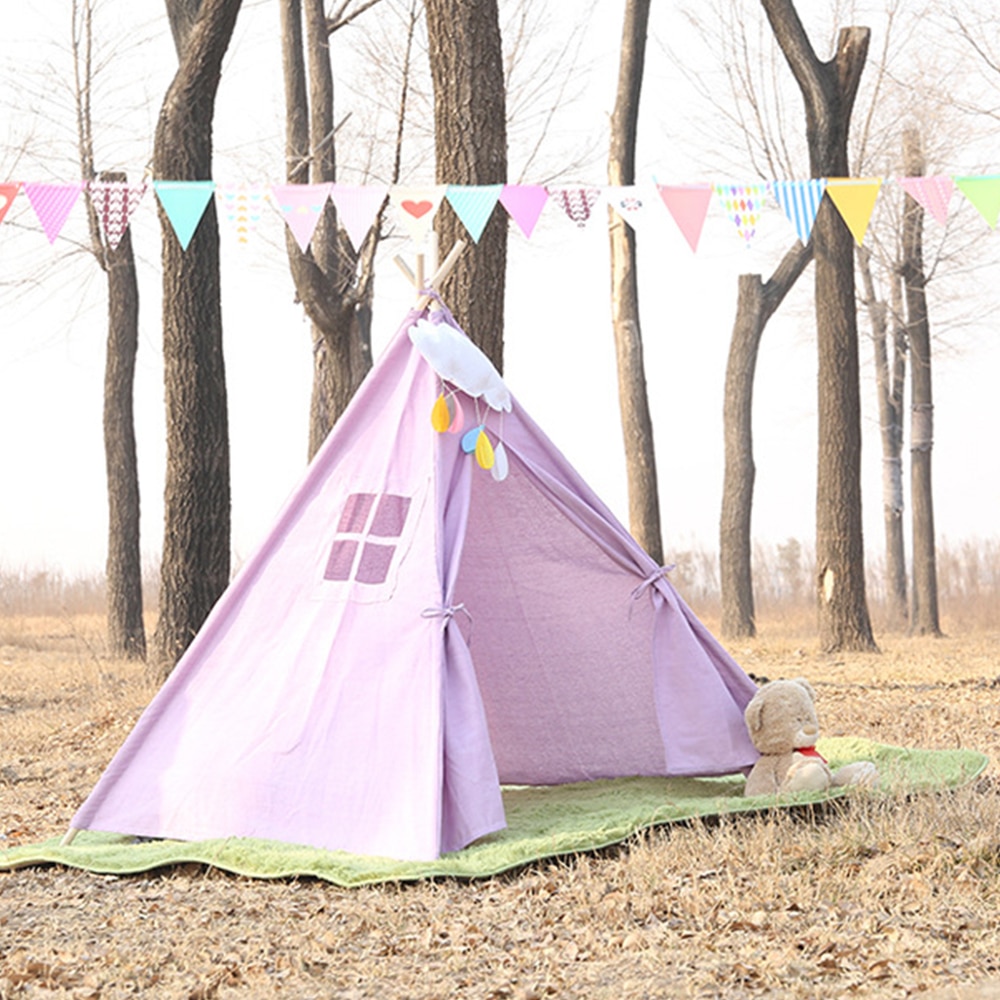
[421,603,473,633]
[630,565,676,603]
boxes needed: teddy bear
[743,678,878,797]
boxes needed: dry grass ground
[1,608,999,999]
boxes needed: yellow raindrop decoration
[475,428,495,470]
[431,393,452,433]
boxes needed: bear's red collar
[796,746,827,763]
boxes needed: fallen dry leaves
[1,611,999,999]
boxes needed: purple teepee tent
[69,304,759,862]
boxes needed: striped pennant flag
[770,178,827,244]
[896,176,953,226]
[23,181,85,244]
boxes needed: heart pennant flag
[445,184,503,243]
[88,180,147,250]
[0,182,21,226]
[825,178,883,246]
[499,184,549,238]
[153,180,216,251]
[605,185,658,231]
[271,182,333,252]
[715,182,767,247]
[655,183,713,253]
[954,175,1000,229]
[217,183,267,245]
[897,175,954,226]
[23,182,85,244]
[390,185,447,244]
[770,178,827,244]
[547,186,602,228]
[330,183,388,252]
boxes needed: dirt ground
[1,612,999,999]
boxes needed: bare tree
[900,128,942,636]
[720,243,812,637]
[760,0,877,652]
[151,0,242,674]
[607,0,662,563]
[71,0,146,659]
[424,0,507,368]
[279,0,399,458]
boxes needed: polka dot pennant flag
[714,182,767,247]
[271,182,333,252]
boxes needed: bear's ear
[745,693,765,735]
[792,678,816,702]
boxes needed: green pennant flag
[954,174,1000,228]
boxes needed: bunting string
[1,174,997,253]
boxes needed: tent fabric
[70,305,760,862]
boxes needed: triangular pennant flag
[0,182,21,226]
[605,185,658,231]
[271,182,333,252]
[330,183,388,252]
[23,181,84,244]
[88,180,147,250]
[897,176,954,226]
[769,178,827,244]
[445,184,503,243]
[389,185,447,244]
[153,180,216,251]
[953,175,1000,229]
[825,178,883,246]
[498,184,549,238]
[714,182,768,247]
[655,184,713,253]
[217,183,267,245]
[546,186,602,227]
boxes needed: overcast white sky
[1,0,997,580]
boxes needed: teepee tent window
[324,492,413,584]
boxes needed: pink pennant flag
[897,176,954,226]
[656,183,713,253]
[546,186,601,227]
[330,183,388,252]
[499,184,549,238]
[23,181,85,244]
[0,182,20,225]
[88,180,147,250]
[271,182,333,252]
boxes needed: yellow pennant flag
[825,178,883,246]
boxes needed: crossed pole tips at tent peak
[394,237,466,312]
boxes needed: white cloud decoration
[408,318,512,412]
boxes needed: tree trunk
[279,0,379,457]
[858,245,908,629]
[151,0,241,674]
[901,129,941,636]
[424,0,507,370]
[72,0,147,662]
[607,0,660,563]
[99,172,146,660]
[760,1,877,652]
[720,242,812,638]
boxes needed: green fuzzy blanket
[0,739,986,887]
